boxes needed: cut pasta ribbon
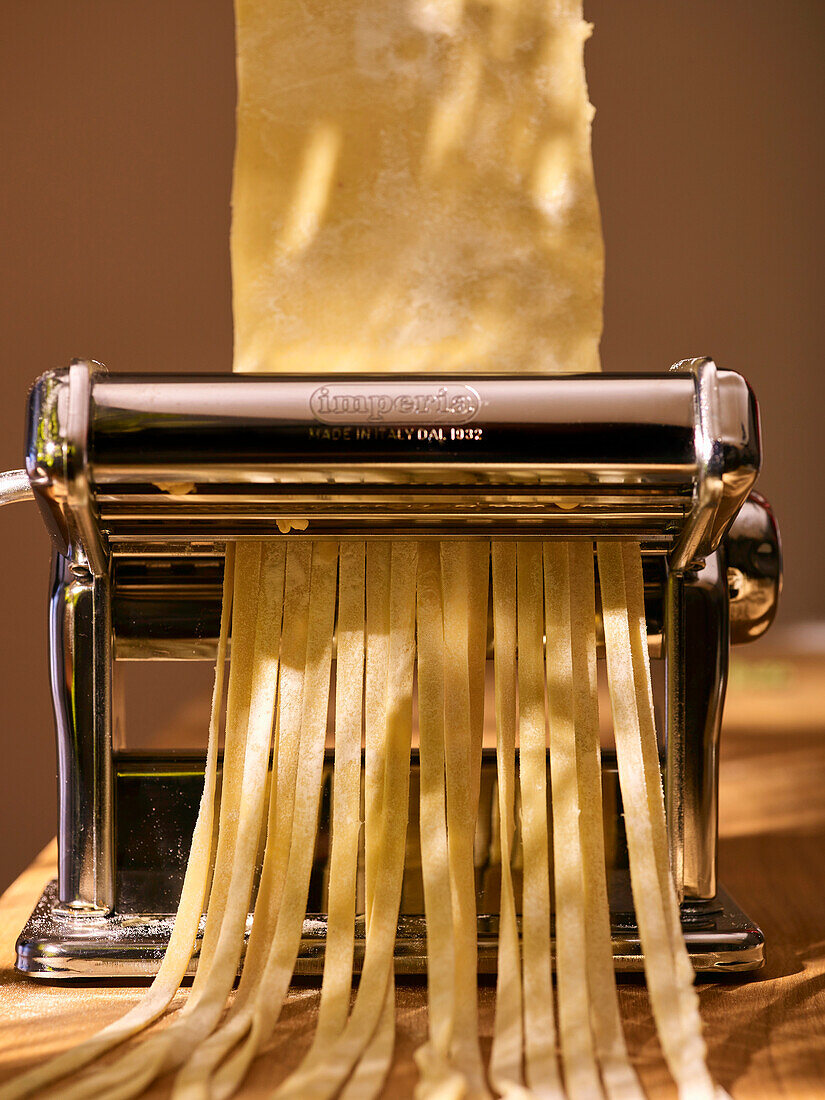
[518,543,563,1099]
[598,542,721,1100]
[544,542,603,1100]
[0,539,730,1100]
[568,545,642,1100]
[489,543,529,1100]
[415,542,461,1098]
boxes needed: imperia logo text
[310,383,480,425]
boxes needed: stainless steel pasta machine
[1,357,781,977]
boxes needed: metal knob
[726,491,782,644]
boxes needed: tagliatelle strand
[440,543,490,1100]
[517,543,564,1100]
[413,542,463,1098]
[314,541,367,1046]
[468,542,490,824]
[489,544,531,1100]
[597,542,716,1100]
[543,544,603,1100]
[365,542,392,925]
[238,540,315,983]
[568,544,643,1100]
[621,543,694,986]
[619,544,729,1099]
[322,545,397,1100]
[188,542,263,991]
[326,541,399,1100]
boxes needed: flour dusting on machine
[0,357,780,978]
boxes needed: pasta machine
[2,357,780,978]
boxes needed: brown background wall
[0,2,822,892]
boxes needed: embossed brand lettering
[310,384,480,425]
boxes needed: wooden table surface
[2,656,825,1097]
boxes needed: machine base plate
[16,879,763,980]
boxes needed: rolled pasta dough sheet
[232,0,603,374]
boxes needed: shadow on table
[705,822,825,1093]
